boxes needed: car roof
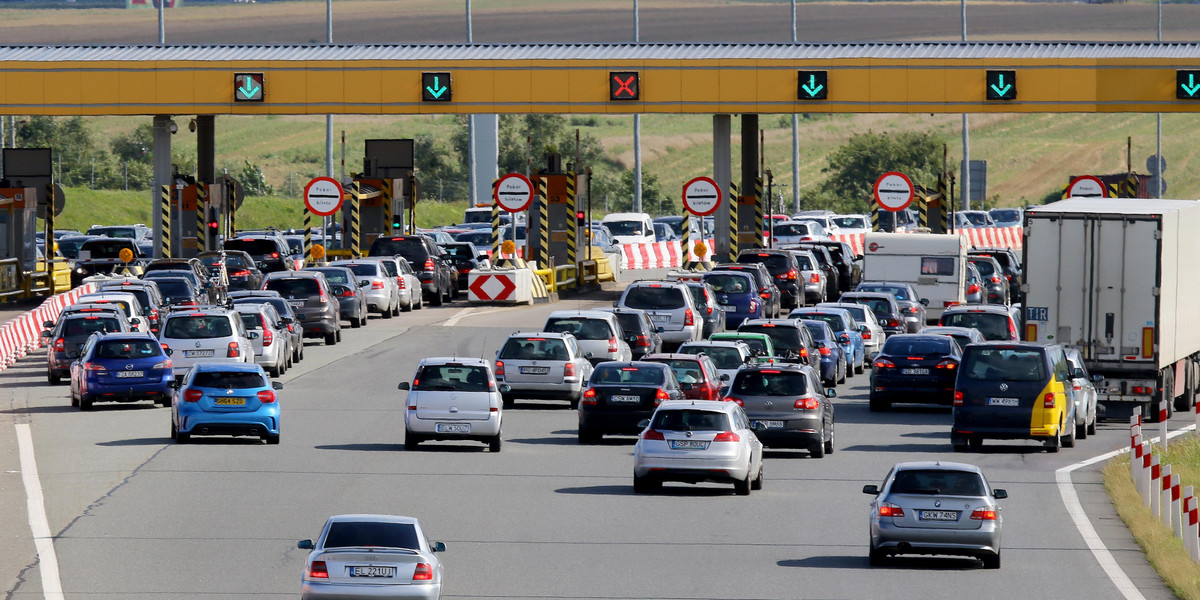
[681,340,747,349]
[325,514,418,525]
[93,332,158,342]
[165,309,232,318]
[741,318,802,327]
[229,290,282,298]
[506,331,572,340]
[193,361,264,373]
[892,461,984,474]
[420,357,490,367]
[656,399,734,411]
[643,353,704,361]
[547,310,616,319]
[859,281,915,288]
[264,270,322,279]
[942,304,1013,315]
[922,326,982,336]
[741,361,808,372]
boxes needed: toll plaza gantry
[3,42,1200,265]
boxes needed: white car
[543,310,632,365]
[617,281,702,346]
[233,303,292,377]
[399,358,504,452]
[494,332,594,409]
[76,291,150,333]
[158,309,256,377]
[298,514,446,600]
[330,259,400,317]
[772,221,825,245]
[676,340,752,383]
[601,212,656,246]
[817,302,885,360]
[367,256,423,312]
[633,399,764,495]
[830,214,871,236]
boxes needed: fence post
[1187,491,1200,562]
[1132,434,1144,491]
[1161,400,1170,450]
[1173,475,1183,538]
[1150,454,1161,513]
[1160,464,1172,522]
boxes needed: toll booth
[171,183,202,258]
[350,177,407,249]
[528,154,581,269]
[0,188,40,297]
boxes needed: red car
[642,353,726,401]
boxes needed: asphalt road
[0,282,1186,600]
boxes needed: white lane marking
[15,423,65,600]
[442,307,475,327]
[1057,423,1196,600]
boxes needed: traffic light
[576,210,586,228]
[392,214,403,231]
[206,207,220,247]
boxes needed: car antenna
[480,336,487,361]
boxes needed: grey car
[494,332,594,409]
[263,271,342,346]
[864,461,1006,569]
[919,325,986,354]
[724,362,835,457]
[234,303,292,377]
[298,514,446,600]
[855,281,927,332]
[230,291,305,363]
[1065,348,1098,439]
[304,266,370,328]
[330,259,400,318]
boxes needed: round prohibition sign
[304,177,345,217]
[494,173,534,213]
[682,176,722,217]
[873,171,915,212]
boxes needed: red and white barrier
[0,283,96,372]
[1187,491,1199,562]
[1151,455,1162,516]
[1161,400,1170,451]
[620,238,717,270]
[1142,445,1154,509]
[1162,465,1175,528]
[1172,474,1183,537]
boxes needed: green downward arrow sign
[426,76,448,99]
[238,81,261,99]
[990,73,1012,97]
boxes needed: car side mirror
[1092,374,1102,382]
[276,321,286,329]
[297,539,314,550]
[42,330,52,338]
[585,352,593,359]
[168,380,180,389]
[247,331,259,340]
[43,320,54,328]
[862,484,879,495]
[359,280,370,287]
[637,419,650,428]
[859,325,868,333]
[129,317,141,325]
[656,327,665,333]
[165,348,173,356]
[272,381,284,390]
[283,317,295,324]
[720,373,730,381]
[993,489,1008,499]
[611,301,619,308]
[826,389,837,398]
[919,298,930,306]
[626,334,638,344]
[397,382,411,391]
[432,541,446,553]
[498,384,511,394]
[681,383,694,391]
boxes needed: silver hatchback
[632,400,764,495]
[617,281,701,347]
[495,332,594,409]
[723,362,835,457]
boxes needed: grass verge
[1104,436,1200,600]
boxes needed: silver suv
[617,281,701,348]
[158,309,256,378]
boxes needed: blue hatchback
[70,332,174,410]
[703,271,763,329]
[790,307,865,374]
[171,362,283,444]
[801,320,847,387]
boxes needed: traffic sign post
[1067,175,1107,198]
[873,172,915,212]
[304,177,345,217]
[494,173,534,213]
[682,176,721,217]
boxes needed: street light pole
[632,0,643,213]
[791,0,800,214]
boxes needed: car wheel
[809,438,826,458]
[734,472,752,495]
[1045,428,1061,453]
[430,289,443,306]
[80,395,93,411]
[1076,420,1088,440]
[1087,416,1097,436]
[70,389,79,407]
[868,393,889,412]
[488,434,502,453]
[269,364,281,377]
[1062,419,1076,448]
[751,464,764,490]
[502,395,514,409]
[404,433,421,450]
[263,433,280,445]
[383,304,393,319]
[325,331,337,345]
[170,420,178,440]
[824,426,835,455]
[981,552,1001,569]
[837,361,846,384]
[336,329,342,343]
[855,356,865,375]
[633,475,660,494]
[176,430,190,444]
[951,435,968,452]
[402,298,413,312]
[351,315,362,328]
[48,372,60,385]
[392,301,400,317]
[868,546,888,567]
[577,429,600,445]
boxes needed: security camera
[168,120,178,135]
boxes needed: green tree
[607,169,671,215]
[820,130,942,213]
[415,129,468,201]
[239,159,273,196]
[14,116,103,188]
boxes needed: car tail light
[229,269,251,277]
[564,362,576,377]
[286,323,294,333]
[935,359,957,370]
[780,269,797,280]
[954,390,964,406]
[150,308,159,321]
[257,390,277,403]
[396,277,406,289]
[53,337,65,352]
[227,342,240,358]
[642,429,665,441]
[635,334,650,347]
[318,290,328,304]
[725,397,743,406]
[413,563,433,581]
[759,291,770,299]
[152,359,172,369]
[706,306,713,315]
[967,283,981,294]
[903,306,917,314]
[810,273,820,284]
[183,389,203,402]
[495,360,505,377]
[712,431,740,442]
[838,334,850,343]
[799,347,808,360]
[1009,320,1019,340]
[861,330,872,339]
[177,300,198,307]
[684,308,694,327]
[1132,386,1152,395]
[83,362,106,372]
[259,315,274,346]
[749,300,759,313]
[423,258,436,272]
[818,347,831,356]
[608,336,619,353]
[655,388,670,403]
[308,561,329,579]
[970,508,997,521]
[990,276,1001,284]
[874,358,895,369]
[879,502,905,518]
[458,268,472,274]
[701,383,719,400]
[581,388,597,406]
[1044,392,1056,408]
[794,397,819,410]
[887,318,900,327]
[337,288,354,297]
[1073,382,1083,391]
[371,280,386,289]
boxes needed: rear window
[442,245,474,259]
[498,337,569,361]
[648,359,704,384]
[79,240,135,258]
[773,223,811,237]
[962,347,1046,382]
[376,261,398,277]
[223,239,279,256]
[344,264,379,277]
[739,325,801,351]
[604,220,647,237]
[793,254,814,270]
[685,285,708,307]
[63,317,121,337]
[731,369,809,396]
[890,469,986,496]
[414,364,491,392]
[456,231,491,245]
[970,259,997,277]
[803,323,831,341]
[941,312,1012,340]
[545,317,613,341]
[858,285,911,302]
[163,315,234,339]
[737,253,790,272]
[837,305,869,323]
[703,274,753,294]
[192,370,268,389]
[86,226,137,239]
[714,335,767,355]
[612,312,644,335]
[324,521,419,550]
[81,298,132,316]
[155,280,195,299]
[831,216,865,229]
[623,286,686,310]
[309,269,351,285]
[881,336,952,356]
[265,278,320,297]
[200,255,250,269]
[369,237,428,261]
[848,297,892,315]
[650,409,730,431]
[94,339,161,359]
[991,209,1021,222]
[678,345,743,369]
[591,365,665,386]
[797,312,846,333]
[239,314,261,330]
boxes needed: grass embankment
[1104,436,1200,600]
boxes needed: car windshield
[963,347,1045,382]
[498,337,569,361]
[63,317,120,337]
[163,316,233,339]
[604,220,645,236]
[343,264,379,277]
[859,285,912,301]
[941,312,1011,340]
[679,345,742,369]
[650,409,730,431]
[831,216,865,229]
[773,223,811,237]
[703,274,752,295]
[94,339,160,359]
[739,325,800,351]
[732,369,809,396]
[545,317,612,341]
[623,286,686,310]
[882,337,951,356]
[962,212,991,226]
[265,278,320,297]
[324,521,420,550]
[223,239,278,256]
[591,365,664,385]
[414,364,491,392]
[890,469,986,496]
[797,312,846,333]
[79,240,135,258]
[991,209,1021,222]
[87,226,137,239]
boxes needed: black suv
[368,234,456,305]
[801,240,861,295]
[736,249,804,309]
[222,233,294,274]
[602,307,664,360]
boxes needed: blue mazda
[69,332,174,411]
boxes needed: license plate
[901,368,929,375]
[919,510,959,521]
[214,397,245,406]
[650,314,670,323]
[436,423,470,434]
[115,370,144,378]
[610,395,641,403]
[669,440,710,450]
[988,397,1020,406]
[720,305,736,312]
[288,301,304,308]
[753,420,784,429]
[520,366,550,374]
[350,566,396,578]
[183,350,214,358]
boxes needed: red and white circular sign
[494,173,534,213]
[1067,175,1108,198]
[873,172,915,212]
[682,176,721,217]
[304,177,344,217]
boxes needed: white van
[601,212,655,246]
[862,232,967,322]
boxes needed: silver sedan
[299,514,446,600]
[633,400,764,495]
[863,461,1006,568]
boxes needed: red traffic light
[207,220,219,230]
[576,211,585,219]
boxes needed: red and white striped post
[1132,435,1144,491]
[1187,490,1200,562]
[1151,454,1162,513]
[1161,400,1170,450]
[1142,443,1154,507]
[1195,401,1200,437]
[1161,464,1173,525]
[1172,474,1183,537]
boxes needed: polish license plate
[919,510,959,521]
[288,301,304,308]
[753,420,784,429]
[901,368,929,375]
[650,314,670,323]
[214,397,245,406]
[436,423,470,434]
[183,350,214,358]
[350,566,395,578]
[115,370,144,378]
[988,397,1020,406]
[720,305,736,312]
[669,440,709,450]
[520,366,550,374]
[610,395,641,403]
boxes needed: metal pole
[466,0,473,42]
[1157,0,1162,199]
[960,0,970,211]
[157,0,165,45]
[632,0,643,214]
[791,0,800,214]
[325,0,333,188]
[466,0,477,207]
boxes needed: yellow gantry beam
[2,52,1200,115]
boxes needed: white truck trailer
[1023,197,1200,421]
[862,232,967,322]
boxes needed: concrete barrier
[0,283,97,372]
[466,268,534,305]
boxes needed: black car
[199,250,263,291]
[150,276,203,309]
[96,279,166,334]
[855,281,927,333]
[222,233,294,274]
[144,258,225,305]
[712,263,782,318]
[71,238,146,286]
[967,256,1009,305]
[440,241,487,291]
[737,318,819,367]
[793,244,842,298]
[603,307,664,360]
[969,248,1022,303]
[368,234,456,306]
[869,334,962,411]
[578,361,684,444]
[736,249,804,309]
[802,240,862,295]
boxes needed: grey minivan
[617,281,701,348]
[262,271,342,346]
